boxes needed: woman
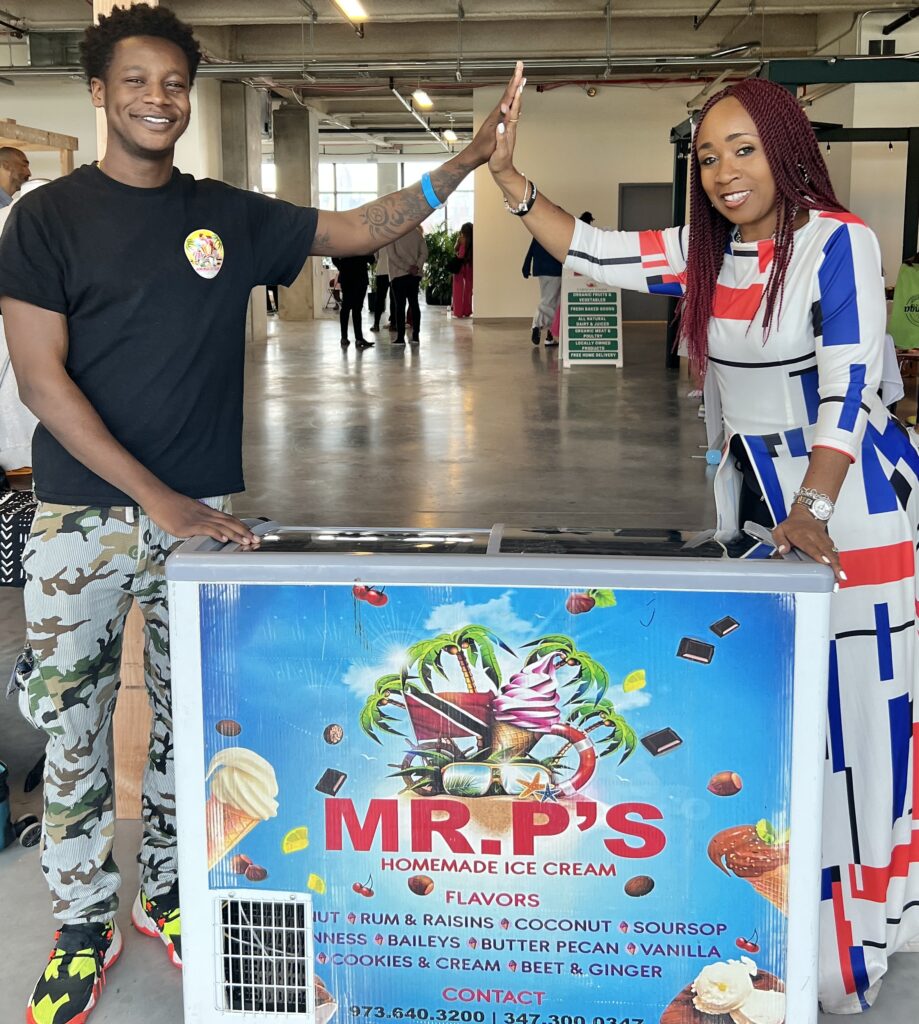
[331,253,375,349]
[489,75,919,1013]
[452,221,474,318]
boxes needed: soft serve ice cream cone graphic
[206,747,279,869]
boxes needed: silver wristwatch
[792,487,835,521]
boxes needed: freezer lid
[166,523,835,593]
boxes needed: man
[387,226,429,345]
[0,6,521,1023]
[522,234,562,347]
[0,146,30,207]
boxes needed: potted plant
[422,225,458,306]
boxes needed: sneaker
[544,338,559,348]
[27,920,122,1024]
[531,326,540,345]
[546,329,555,342]
[131,886,182,968]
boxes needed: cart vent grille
[218,896,313,1015]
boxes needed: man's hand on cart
[145,490,258,547]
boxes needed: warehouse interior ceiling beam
[11,1,919,152]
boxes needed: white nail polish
[833,582,840,593]
[777,545,787,553]
[821,555,831,564]
[839,570,848,580]
[498,123,505,135]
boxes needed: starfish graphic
[538,783,559,803]
[515,772,545,800]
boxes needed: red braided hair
[680,78,846,374]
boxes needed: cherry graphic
[352,584,371,601]
[735,929,760,954]
[352,874,374,897]
[365,588,388,607]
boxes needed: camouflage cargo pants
[17,498,228,924]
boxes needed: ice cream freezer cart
[167,524,834,1024]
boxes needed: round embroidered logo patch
[183,229,224,279]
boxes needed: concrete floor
[0,308,914,1023]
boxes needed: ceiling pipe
[693,0,726,31]
[390,79,450,152]
[883,6,919,32]
[0,55,775,79]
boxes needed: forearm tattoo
[360,157,477,243]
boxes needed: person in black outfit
[0,5,523,1020]
[332,253,375,348]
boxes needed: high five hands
[464,61,525,170]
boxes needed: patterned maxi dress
[565,211,919,1013]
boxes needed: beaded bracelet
[504,178,538,217]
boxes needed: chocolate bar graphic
[315,768,347,795]
[710,616,740,637]
[677,637,715,663]
[640,727,683,757]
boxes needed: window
[401,161,474,233]
[320,162,377,212]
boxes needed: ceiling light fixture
[443,128,458,143]
[412,88,434,108]
[709,41,760,58]
[332,0,368,37]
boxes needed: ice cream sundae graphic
[707,820,790,915]
[206,747,279,869]
[659,956,786,1024]
[362,626,635,800]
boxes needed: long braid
[680,78,846,375]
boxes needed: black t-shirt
[0,164,317,504]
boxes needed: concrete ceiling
[4,1,912,152]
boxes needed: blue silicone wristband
[421,171,443,210]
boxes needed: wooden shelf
[0,118,78,176]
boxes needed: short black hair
[80,3,202,85]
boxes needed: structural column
[222,82,268,342]
[273,103,320,320]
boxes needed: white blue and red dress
[566,211,919,1013]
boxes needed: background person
[370,245,390,332]
[332,253,375,348]
[0,147,30,208]
[521,234,561,346]
[451,221,474,318]
[489,72,919,1015]
[389,226,428,346]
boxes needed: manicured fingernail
[833,582,840,593]
[518,84,524,95]
[839,570,848,581]
[501,104,507,114]
[522,78,527,89]
[821,555,831,564]
[498,122,505,135]
[777,545,787,553]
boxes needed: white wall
[0,78,222,182]
[472,83,696,318]
[0,79,97,179]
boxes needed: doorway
[618,182,673,322]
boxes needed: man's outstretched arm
[311,63,524,257]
